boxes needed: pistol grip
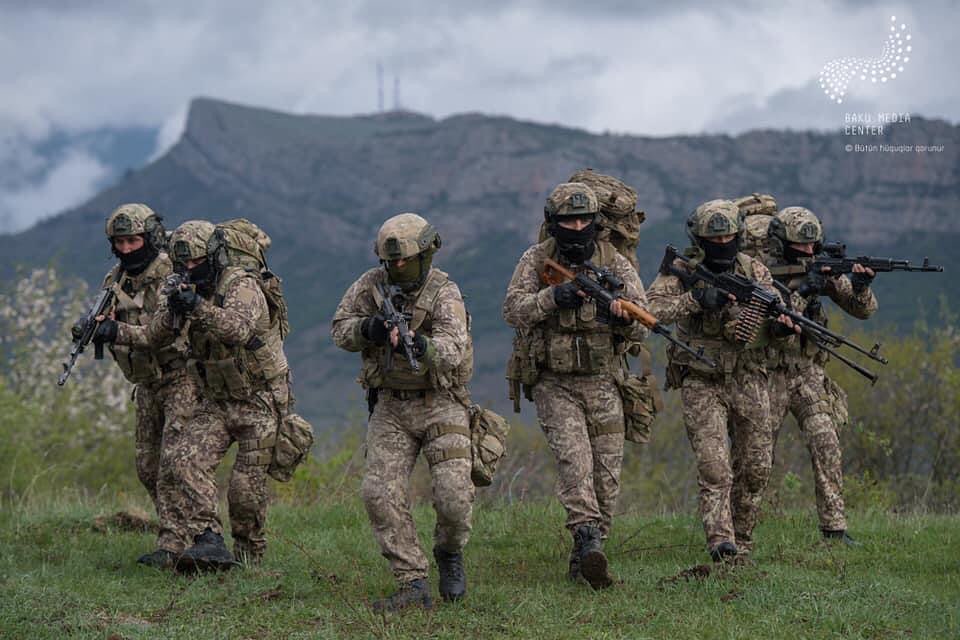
[94,341,104,360]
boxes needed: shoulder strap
[411,269,449,330]
[736,253,754,279]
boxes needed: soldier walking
[502,183,649,589]
[331,213,475,612]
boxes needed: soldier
[645,199,793,562]
[83,203,200,568]
[763,206,877,544]
[503,183,649,589]
[331,213,475,612]
[95,220,288,570]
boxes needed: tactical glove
[169,287,200,314]
[361,314,391,345]
[394,332,429,359]
[92,319,118,345]
[692,286,730,310]
[553,282,584,309]
[850,270,874,294]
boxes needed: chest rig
[536,239,621,375]
[106,253,186,385]
[189,267,289,401]
[359,268,473,391]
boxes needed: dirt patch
[92,508,157,534]
[720,589,742,602]
[256,585,283,602]
[658,563,713,587]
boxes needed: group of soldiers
[78,167,879,613]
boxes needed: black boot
[371,578,433,613]
[175,528,238,573]
[575,524,613,590]
[709,541,738,562]
[137,549,176,569]
[568,534,583,582]
[433,547,467,602]
[822,529,860,547]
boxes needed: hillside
[2,98,957,427]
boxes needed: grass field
[1,497,957,639]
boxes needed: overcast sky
[1,0,957,233]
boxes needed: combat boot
[568,534,583,582]
[575,524,613,590]
[709,541,738,562]
[822,529,860,547]
[175,528,238,573]
[371,578,433,613]
[137,549,176,569]
[434,546,466,602]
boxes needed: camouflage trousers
[158,380,283,560]
[769,362,847,532]
[532,371,625,538]
[133,368,199,510]
[362,389,474,584]
[680,368,772,552]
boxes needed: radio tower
[377,62,384,112]
[393,75,401,111]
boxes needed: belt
[384,389,430,401]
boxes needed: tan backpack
[733,193,778,259]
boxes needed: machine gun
[376,282,420,373]
[58,286,116,385]
[659,245,888,377]
[812,241,943,276]
[542,258,717,369]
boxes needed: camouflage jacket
[101,252,188,386]
[646,251,779,373]
[331,267,473,391]
[502,239,648,376]
[115,266,288,399]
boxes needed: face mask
[551,220,597,264]
[117,241,158,275]
[386,253,433,292]
[701,237,739,272]
[187,259,215,292]
[784,244,815,264]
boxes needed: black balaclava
[116,237,158,275]
[783,243,815,264]
[701,237,739,272]
[187,259,216,295]
[551,219,597,264]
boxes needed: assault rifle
[376,282,420,373]
[659,245,888,378]
[542,258,717,369]
[58,286,116,385]
[813,242,943,276]
[161,271,190,333]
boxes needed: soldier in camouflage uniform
[331,213,475,612]
[83,203,200,568]
[503,183,649,589]
[99,220,288,570]
[646,199,793,562]
[762,206,877,544]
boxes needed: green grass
[1,498,957,639]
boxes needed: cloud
[0,0,957,231]
[0,148,110,233]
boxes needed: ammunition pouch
[616,373,663,445]
[505,327,544,412]
[544,331,616,375]
[267,413,315,482]
[198,355,252,401]
[467,405,511,487]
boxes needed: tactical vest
[670,252,767,374]
[359,268,474,392]
[538,239,621,375]
[105,253,186,385]
[190,266,289,401]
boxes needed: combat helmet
[105,203,166,253]
[169,220,216,265]
[543,182,600,222]
[685,199,741,247]
[375,213,441,291]
[769,206,823,256]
